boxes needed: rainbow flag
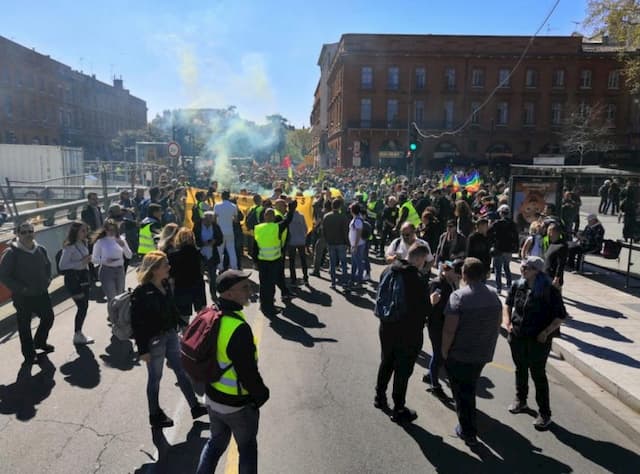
[440,168,454,189]
[457,170,482,193]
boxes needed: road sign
[168,141,181,158]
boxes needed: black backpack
[374,267,407,322]
[55,248,65,275]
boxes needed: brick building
[310,34,639,170]
[0,35,147,160]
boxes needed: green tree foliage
[585,0,640,92]
[285,127,312,163]
[562,102,615,165]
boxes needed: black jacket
[435,231,467,263]
[544,240,567,284]
[466,232,491,269]
[194,221,223,265]
[205,299,270,408]
[379,260,430,343]
[168,245,204,288]
[131,281,180,355]
[488,218,519,253]
[81,204,104,231]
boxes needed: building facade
[0,35,147,161]
[311,34,639,170]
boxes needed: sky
[4,0,589,128]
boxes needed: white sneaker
[73,332,94,345]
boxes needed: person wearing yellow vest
[252,201,296,316]
[197,269,269,474]
[138,203,162,256]
[396,193,421,232]
[273,198,292,300]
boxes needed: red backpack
[180,305,243,384]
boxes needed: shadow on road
[281,303,326,329]
[563,318,633,343]
[549,423,640,473]
[560,333,640,368]
[475,409,573,473]
[134,421,209,474]
[0,354,56,421]
[264,312,337,348]
[343,291,375,311]
[476,376,495,400]
[563,297,626,319]
[60,344,101,389]
[100,335,140,371]
[292,287,333,307]
[402,423,484,472]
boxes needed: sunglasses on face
[402,232,413,237]
[19,229,34,235]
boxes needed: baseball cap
[497,204,510,214]
[442,259,464,275]
[216,269,252,294]
[523,256,545,272]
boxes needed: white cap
[498,204,510,214]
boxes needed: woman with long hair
[157,223,179,253]
[59,221,93,344]
[454,199,474,238]
[417,209,440,259]
[130,251,207,428]
[167,227,206,326]
[91,218,132,302]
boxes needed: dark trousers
[380,227,397,256]
[275,257,289,297]
[287,245,308,281]
[204,257,218,300]
[509,335,552,417]
[598,196,608,214]
[13,293,55,359]
[445,359,485,438]
[258,259,280,313]
[313,237,327,273]
[427,317,444,388]
[375,325,422,410]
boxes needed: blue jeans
[328,244,348,286]
[145,330,198,415]
[351,244,366,284]
[197,404,260,474]
[493,252,513,291]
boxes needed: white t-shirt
[213,200,237,235]
[349,217,366,247]
[385,237,434,263]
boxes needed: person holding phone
[59,221,94,344]
[91,218,132,302]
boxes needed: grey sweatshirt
[0,240,51,296]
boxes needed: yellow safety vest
[400,201,421,227]
[274,209,287,246]
[366,201,378,220]
[254,222,282,261]
[138,223,156,255]
[210,311,256,396]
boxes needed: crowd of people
[0,164,627,471]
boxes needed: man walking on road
[442,257,502,446]
[197,270,270,474]
[214,190,239,271]
[322,198,350,289]
[0,221,55,364]
[374,243,431,424]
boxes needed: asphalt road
[0,259,639,474]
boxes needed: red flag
[281,155,291,168]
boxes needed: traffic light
[409,126,419,152]
[406,150,413,163]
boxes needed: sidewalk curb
[547,353,640,447]
[552,339,640,414]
